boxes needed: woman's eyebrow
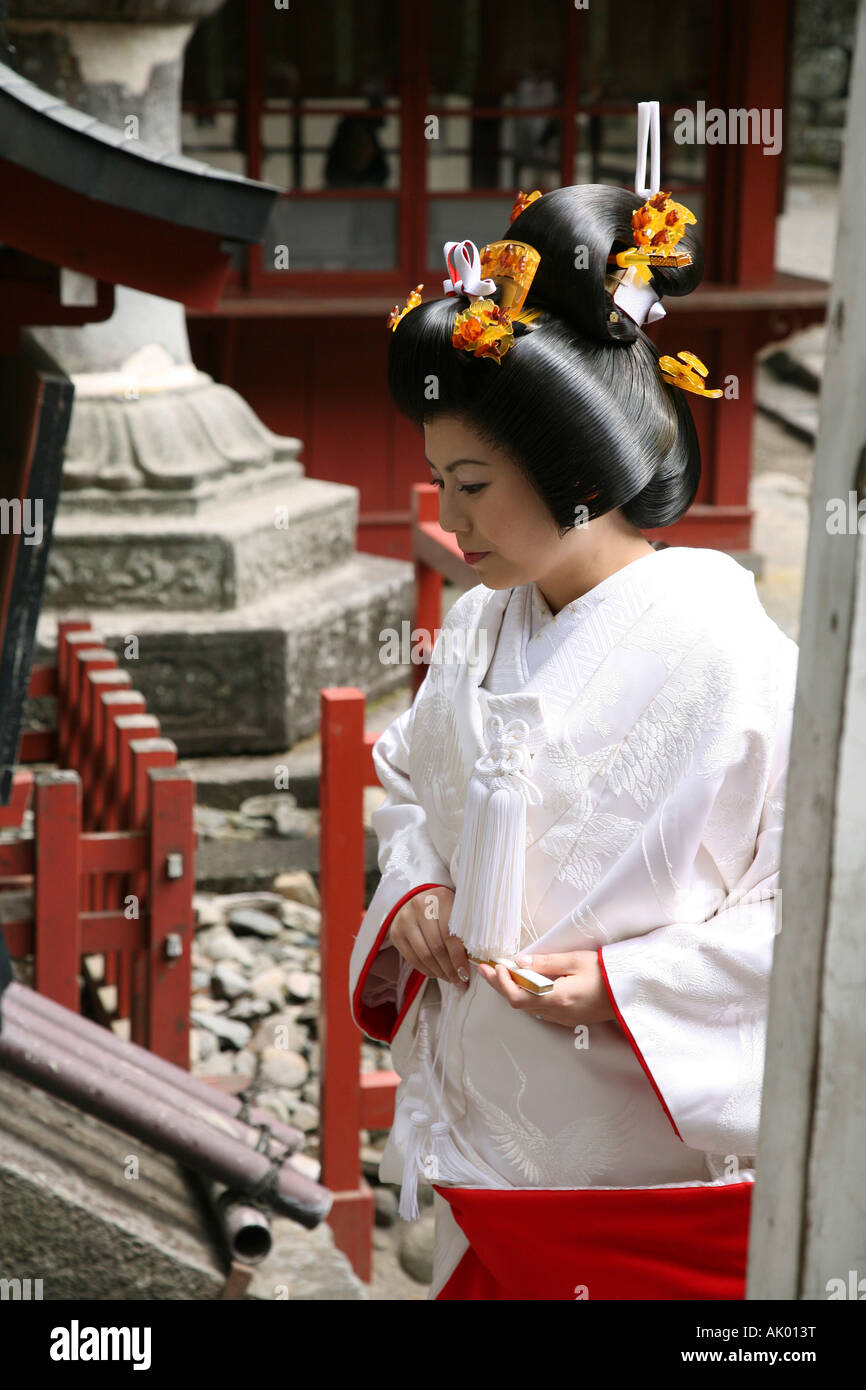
[425,457,491,472]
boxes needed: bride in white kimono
[349,184,798,1300]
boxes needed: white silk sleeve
[348,699,455,1042]
[598,685,794,1158]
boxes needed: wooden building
[182,0,829,567]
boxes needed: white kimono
[349,545,798,1300]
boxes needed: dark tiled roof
[0,58,281,243]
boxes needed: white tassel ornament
[398,1109,434,1221]
[447,715,542,960]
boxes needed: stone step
[182,681,414,809]
[34,551,416,755]
[755,361,821,444]
[44,471,362,611]
[759,322,827,393]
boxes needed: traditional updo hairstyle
[387,184,705,535]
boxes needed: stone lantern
[6,0,412,753]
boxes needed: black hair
[387,183,705,534]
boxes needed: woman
[349,184,797,1300]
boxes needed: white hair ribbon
[442,240,497,299]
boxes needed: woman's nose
[437,495,468,535]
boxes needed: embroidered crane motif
[463,1042,637,1186]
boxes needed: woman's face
[424,414,652,612]
[424,414,562,585]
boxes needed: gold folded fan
[467,953,554,995]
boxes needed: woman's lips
[461,550,490,564]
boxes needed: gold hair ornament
[658,350,723,397]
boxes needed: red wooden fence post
[56,623,94,768]
[87,670,132,994]
[67,644,110,773]
[34,770,82,1011]
[89,673,132,832]
[75,657,121,994]
[88,670,133,967]
[113,711,161,1027]
[100,692,148,1021]
[412,483,443,700]
[319,687,373,1281]
[147,765,195,1070]
[129,737,178,1054]
[76,647,117,821]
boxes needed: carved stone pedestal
[31,350,412,753]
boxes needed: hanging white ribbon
[635,100,661,199]
[442,239,497,299]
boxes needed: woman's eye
[430,479,486,495]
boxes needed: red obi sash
[433,1180,753,1300]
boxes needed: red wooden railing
[315,482,477,1282]
[0,619,196,1067]
[316,483,477,1282]
[318,687,403,1283]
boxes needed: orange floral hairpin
[387,283,424,331]
[451,299,515,362]
[608,190,696,272]
[658,350,722,398]
[445,237,542,365]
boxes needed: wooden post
[128,737,177,1051]
[100,690,147,1018]
[412,482,443,700]
[88,671,132,835]
[747,1,866,1300]
[78,658,120,821]
[77,648,117,820]
[33,770,82,1011]
[74,652,119,965]
[113,711,160,1027]
[100,692,148,834]
[57,627,96,769]
[86,671,131,992]
[67,645,111,773]
[148,765,195,1069]
[319,687,374,1282]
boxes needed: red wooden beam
[80,832,148,876]
[0,840,34,876]
[26,663,58,698]
[0,155,239,312]
[360,1070,400,1131]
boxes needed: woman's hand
[475,949,617,1027]
[390,886,471,990]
